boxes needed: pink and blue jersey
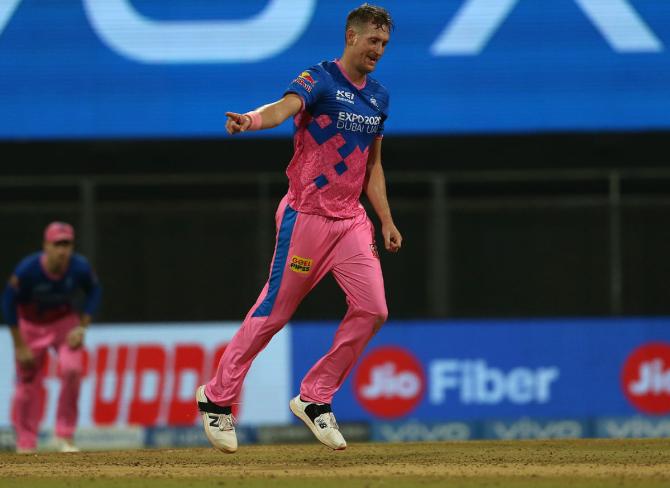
[284,60,390,219]
[205,62,392,408]
[2,252,101,326]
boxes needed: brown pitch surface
[1,439,669,487]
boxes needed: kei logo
[289,255,312,274]
[336,90,355,104]
[621,342,670,415]
[353,346,425,418]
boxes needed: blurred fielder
[197,4,401,452]
[2,222,101,453]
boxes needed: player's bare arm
[225,94,303,135]
[364,138,402,252]
[67,313,91,349]
[7,275,35,368]
[10,328,34,367]
[4,275,35,366]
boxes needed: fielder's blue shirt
[1,252,101,327]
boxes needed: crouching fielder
[2,222,101,453]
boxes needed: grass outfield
[1,439,670,488]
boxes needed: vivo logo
[600,417,670,438]
[490,419,584,439]
[0,0,316,63]
[377,421,472,442]
[431,0,663,55]
[0,1,662,65]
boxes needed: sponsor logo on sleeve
[299,71,315,84]
[293,71,316,92]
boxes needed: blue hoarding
[1,1,670,139]
[290,318,670,422]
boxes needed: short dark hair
[346,4,394,33]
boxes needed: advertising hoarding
[291,318,670,422]
[1,1,670,138]
[0,323,291,428]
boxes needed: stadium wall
[1,318,669,449]
[2,164,670,321]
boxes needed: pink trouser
[206,196,387,405]
[12,314,83,450]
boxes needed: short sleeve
[13,255,36,282]
[74,255,102,316]
[377,92,390,138]
[74,255,98,288]
[377,115,386,138]
[284,66,327,111]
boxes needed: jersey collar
[335,59,366,91]
[40,253,68,281]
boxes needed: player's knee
[358,302,388,332]
[374,302,388,321]
[372,305,388,332]
[255,312,291,336]
[16,366,43,384]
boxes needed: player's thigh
[333,256,387,316]
[332,218,387,315]
[15,347,49,384]
[55,342,85,376]
[15,323,53,383]
[254,207,335,318]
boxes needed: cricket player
[197,4,400,452]
[2,222,101,453]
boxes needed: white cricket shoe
[196,385,237,453]
[289,395,347,450]
[55,437,80,453]
[16,447,36,454]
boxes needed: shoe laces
[315,412,340,430]
[211,413,236,431]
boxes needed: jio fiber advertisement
[291,318,670,427]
